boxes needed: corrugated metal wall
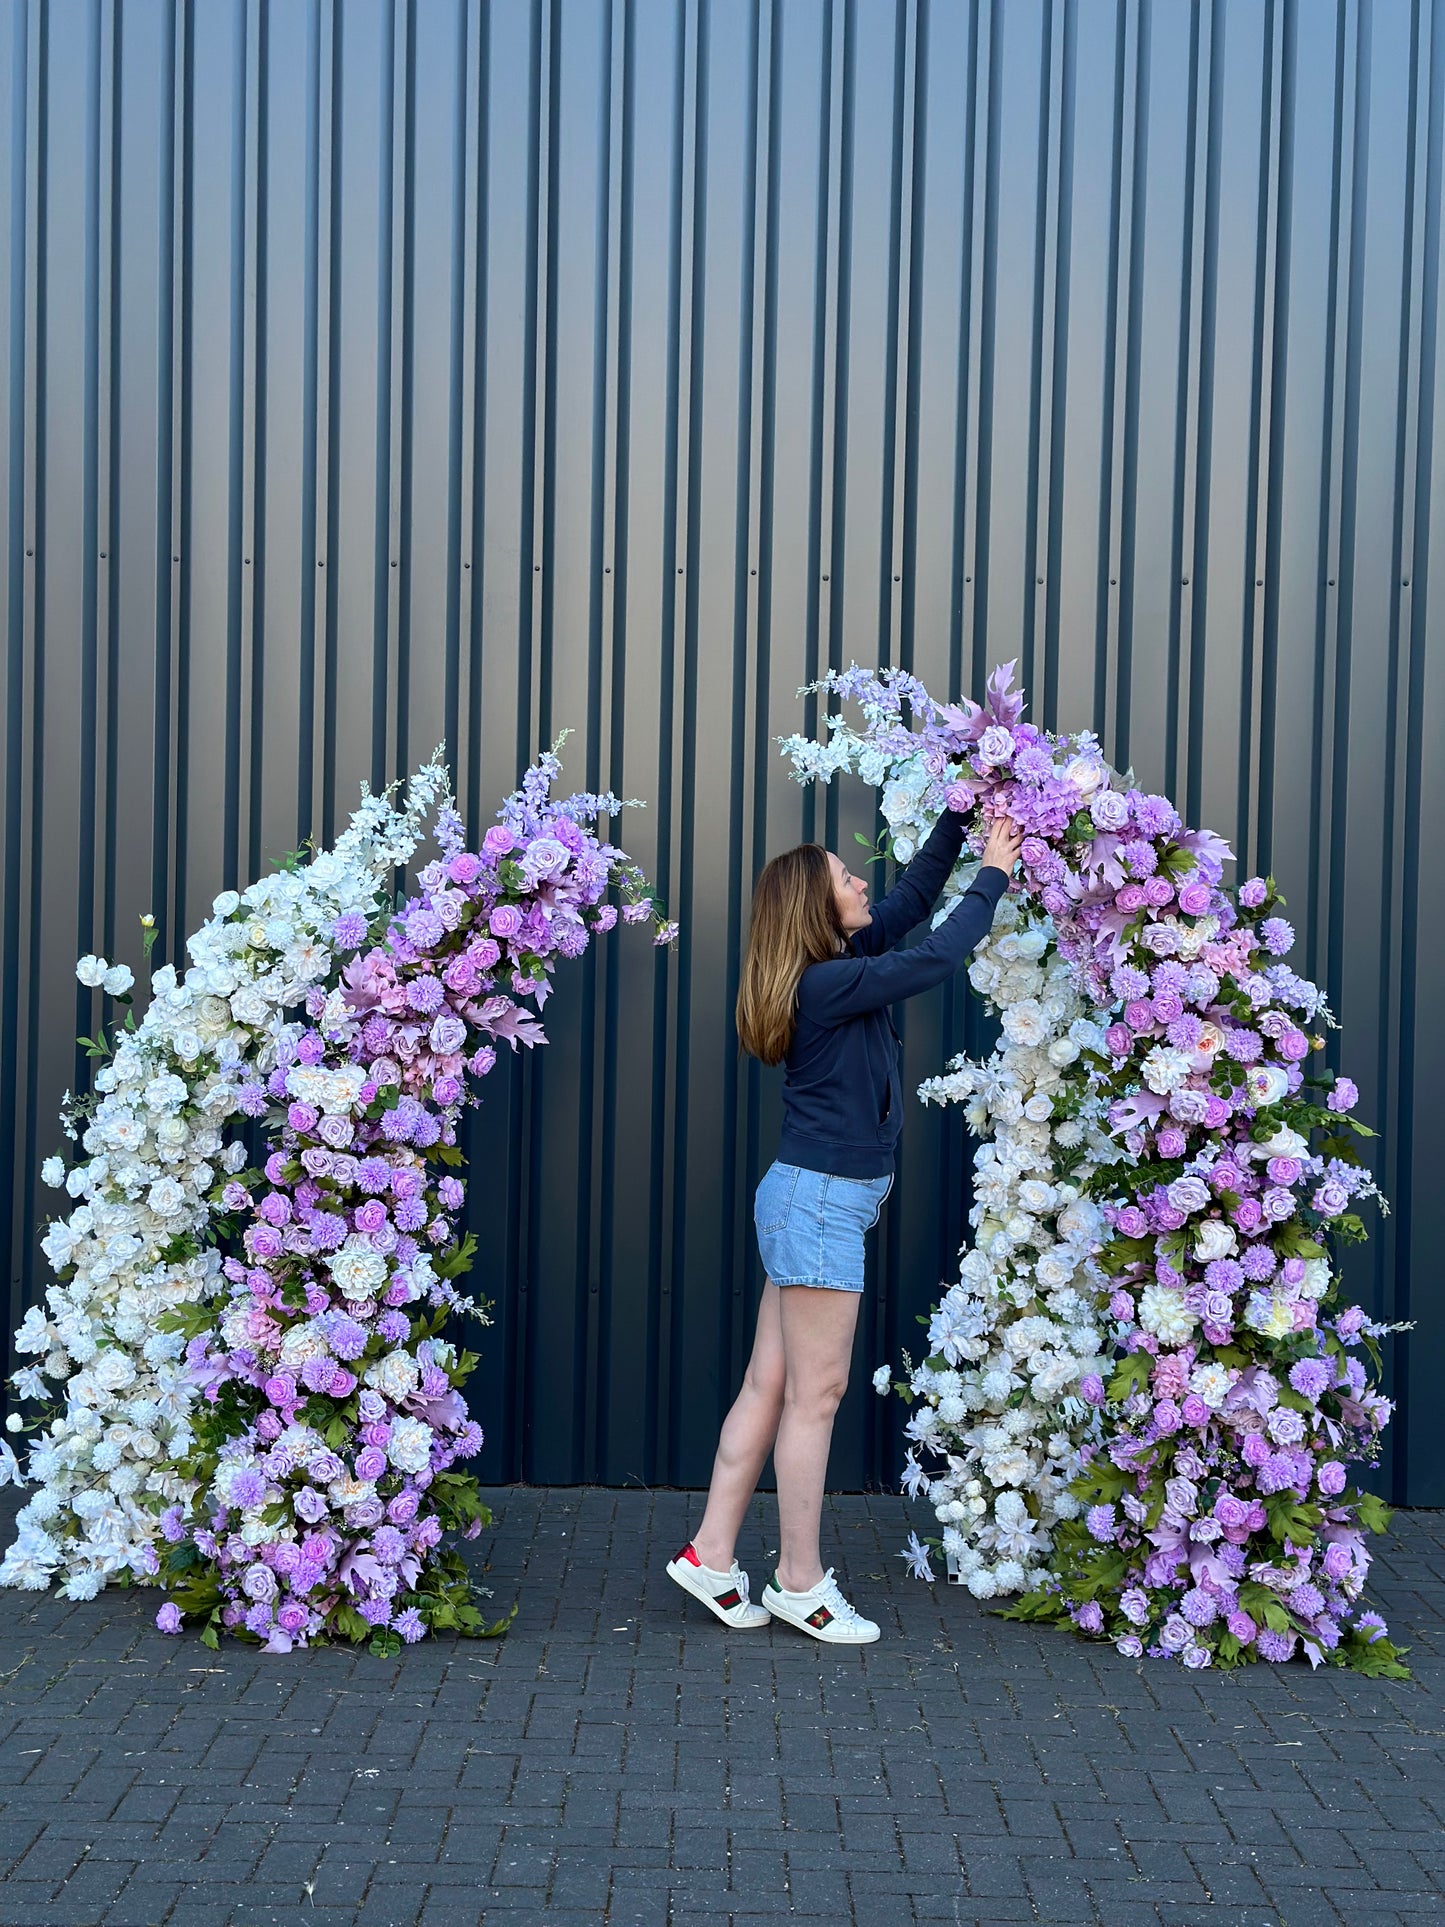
[3,0,1442,1499]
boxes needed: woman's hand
[980,816,1026,876]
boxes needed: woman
[666,804,1024,1642]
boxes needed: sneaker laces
[815,1568,866,1625]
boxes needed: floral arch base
[3,747,673,1654]
[782,665,1405,1677]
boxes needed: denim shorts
[753,1160,894,1292]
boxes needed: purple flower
[1238,877,1268,908]
[1177,880,1211,916]
[489,904,524,940]
[393,1607,427,1644]
[1120,1588,1151,1627]
[1327,1076,1359,1112]
[482,825,516,857]
[1180,1587,1218,1628]
[1260,916,1295,955]
[1316,1460,1347,1496]
[155,1602,184,1634]
[1074,1602,1105,1634]
[1288,1359,1331,1401]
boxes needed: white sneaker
[665,1540,771,1628]
[762,1566,881,1644]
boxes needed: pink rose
[482,826,517,857]
[1181,1394,1210,1427]
[1144,876,1175,907]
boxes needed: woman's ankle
[688,1536,735,1572]
[776,1562,824,1593]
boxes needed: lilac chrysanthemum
[1288,1358,1332,1401]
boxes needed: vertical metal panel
[3,0,1442,1500]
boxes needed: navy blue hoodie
[773,811,1010,1180]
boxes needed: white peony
[1138,1285,1197,1346]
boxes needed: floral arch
[2,747,672,1653]
[782,664,1403,1676]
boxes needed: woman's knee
[742,1356,786,1405]
[782,1368,849,1417]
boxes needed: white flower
[871,1365,891,1394]
[1247,1065,1290,1106]
[386,1418,434,1475]
[76,955,109,989]
[324,1235,390,1304]
[40,1157,65,1188]
[1188,1365,1232,1408]
[102,964,134,997]
[1139,1285,1197,1346]
[1193,1219,1238,1263]
[1141,1045,1193,1094]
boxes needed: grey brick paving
[0,1489,1439,1926]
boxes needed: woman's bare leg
[772,1286,861,1592]
[689,1282,787,1571]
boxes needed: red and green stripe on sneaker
[664,1541,770,1628]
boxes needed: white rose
[1246,1065,1290,1107]
[76,955,108,988]
[212,890,241,918]
[1193,1219,1238,1262]
[102,964,134,997]
[1062,753,1107,797]
[40,1157,65,1188]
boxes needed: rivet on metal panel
[821,574,829,582]
[1182,577,1190,585]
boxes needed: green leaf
[1354,1489,1392,1534]
[369,1629,402,1659]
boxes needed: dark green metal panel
[2,0,1441,1499]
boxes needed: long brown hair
[735,844,845,1065]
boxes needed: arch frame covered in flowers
[4,746,674,1656]
[782,664,1404,1677]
